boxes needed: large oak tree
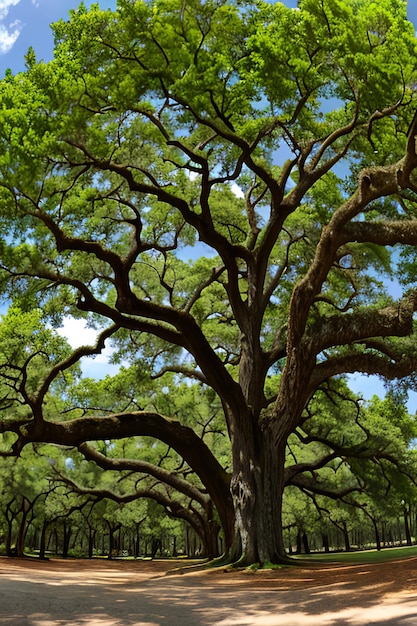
[1,0,417,564]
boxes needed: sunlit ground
[1,556,417,625]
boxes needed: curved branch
[284,451,339,484]
[36,324,119,407]
[307,291,417,356]
[151,366,208,385]
[290,474,359,500]
[78,442,210,508]
[310,348,417,389]
[342,219,417,247]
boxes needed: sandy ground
[0,555,417,625]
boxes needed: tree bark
[229,417,289,565]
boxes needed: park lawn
[297,545,417,565]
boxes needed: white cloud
[58,317,98,348]
[0,0,23,54]
[57,317,120,379]
[0,22,21,53]
[0,0,21,20]
[230,183,244,198]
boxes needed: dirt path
[1,555,417,625]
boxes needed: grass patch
[259,561,293,570]
[296,545,417,565]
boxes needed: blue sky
[0,0,117,75]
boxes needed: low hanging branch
[78,442,211,509]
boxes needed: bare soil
[1,554,417,625]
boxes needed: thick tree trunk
[229,419,289,565]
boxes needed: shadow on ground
[1,557,417,625]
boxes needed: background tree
[1,0,417,565]
[53,443,222,558]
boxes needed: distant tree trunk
[302,532,310,554]
[117,527,122,555]
[404,507,412,546]
[296,530,302,554]
[287,529,293,554]
[185,527,190,557]
[5,527,14,556]
[62,522,72,558]
[53,528,60,554]
[371,518,381,551]
[4,507,14,557]
[151,538,161,559]
[134,526,140,558]
[342,522,351,552]
[322,533,330,553]
[38,520,49,560]
[199,518,220,559]
[46,529,53,552]
[15,499,32,558]
[396,518,402,545]
[88,527,95,558]
[108,526,114,559]
[106,522,121,559]
[72,530,81,553]
[29,529,38,552]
